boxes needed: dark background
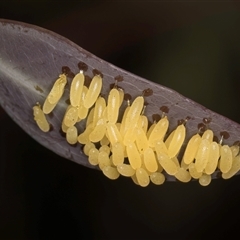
[1,1,240,239]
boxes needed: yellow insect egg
[138,115,148,134]
[88,147,99,166]
[102,166,120,180]
[63,106,78,127]
[120,106,130,136]
[195,139,210,173]
[106,123,123,145]
[230,145,239,157]
[136,168,150,187]
[117,164,135,177]
[93,97,106,126]
[83,142,95,156]
[143,148,158,173]
[66,126,78,144]
[131,174,139,185]
[123,127,137,146]
[118,88,124,107]
[77,123,94,144]
[61,121,68,133]
[126,142,142,170]
[84,75,102,109]
[154,140,168,156]
[199,173,211,186]
[70,71,84,107]
[168,124,186,158]
[112,142,124,166]
[78,85,89,120]
[89,118,106,143]
[146,122,156,139]
[183,134,201,164]
[47,74,67,104]
[150,172,165,185]
[174,168,191,183]
[42,98,58,114]
[164,129,175,148]
[98,151,111,170]
[219,145,233,173]
[180,158,189,170]
[100,135,110,146]
[188,163,202,179]
[204,141,220,175]
[172,156,180,169]
[157,152,178,175]
[33,105,50,132]
[86,107,95,127]
[136,127,149,153]
[124,96,144,132]
[107,88,120,124]
[202,129,214,142]
[222,155,240,179]
[99,145,111,155]
[148,116,169,147]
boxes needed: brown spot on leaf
[160,106,169,114]
[114,75,123,82]
[220,131,230,139]
[92,69,103,78]
[142,88,153,97]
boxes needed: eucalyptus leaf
[1,19,240,180]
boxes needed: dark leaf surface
[1,19,240,180]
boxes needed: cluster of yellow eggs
[33,71,240,187]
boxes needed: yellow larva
[199,173,211,186]
[168,124,186,158]
[107,88,120,124]
[63,106,78,127]
[46,74,67,104]
[174,167,191,183]
[219,145,233,173]
[183,133,201,164]
[143,147,158,173]
[148,116,169,147]
[195,139,210,173]
[117,164,135,177]
[222,155,240,179]
[84,75,102,109]
[136,168,150,187]
[102,166,120,180]
[33,105,50,132]
[150,172,165,185]
[112,142,124,166]
[126,142,142,170]
[70,71,84,107]
[204,141,220,175]
[66,126,78,144]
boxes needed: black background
[1,1,240,239]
